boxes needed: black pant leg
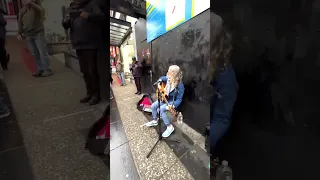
[86,49,100,98]
[76,49,91,95]
[0,39,6,69]
[134,77,141,93]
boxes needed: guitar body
[155,82,178,117]
[156,82,168,102]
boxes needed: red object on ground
[140,97,151,106]
[21,48,36,72]
[112,73,123,85]
[96,116,110,138]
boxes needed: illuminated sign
[146,0,210,43]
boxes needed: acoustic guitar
[156,82,178,117]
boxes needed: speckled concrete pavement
[2,37,109,180]
[111,80,194,180]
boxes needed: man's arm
[28,2,43,12]
[17,11,24,36]
[173,84,185,108]
[62,13,71,29]
[87,2,105,22]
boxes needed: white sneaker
[162,125,174,137]
[145,120,158,127]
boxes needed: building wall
[212,0,320,179]
[41,0,69,43]
[120,41,135,74]
[134,10,210,134]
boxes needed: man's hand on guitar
[166,105,174,111]
[157,83,162,90]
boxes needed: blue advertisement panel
[146,0,210,43]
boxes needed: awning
[110,10,137,46]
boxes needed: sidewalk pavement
[111,76,195,180]
[1,36,109,180]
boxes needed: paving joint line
[42,109,94,122]
[110,138,135,152]
[0,146,24,154]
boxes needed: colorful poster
[146,0,210,43]
[165,0,186,31]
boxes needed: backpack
[137,94,153,113]
[85,105,110,155]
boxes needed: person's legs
[34,32,52,76]
[134,77,141,94]
[86,49,100,105]
[120,72,126,85]
[134,77,139,93]
[76,49,92,103]
[110,83,113,99]
[0,98,10,118]
[151,101,160,120]
[0,38,6,70]
[159,104,175,137]
[117,72,122,85]
[26,36,42,76]
[146,101,164,127]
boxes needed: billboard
[146,0,210,43]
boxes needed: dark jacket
[158,76,185,108]
[0,13,6,39]
[62,0,104,50]
[94,0,107,45]
[210,65,238,151]
[130,61,142,77]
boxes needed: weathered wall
[42,0,69,42]
[134,18,152,92]
[212,0,320,179]
[135,10,211,134]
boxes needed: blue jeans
[117,72,126,84]
[26,32,51,72]
[151,101,171,126]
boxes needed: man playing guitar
[145,65,185,138]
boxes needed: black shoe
[135,92,139,94]
[32,70,44,77]
[137,92,141,95]
[0,109,10,119]
[80,94,92,103]
[89,96,100,105]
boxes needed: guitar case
[137,93,153,113]
[85,105,110,156]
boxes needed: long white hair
[168,65,183,88]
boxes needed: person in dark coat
[62,0,105,105]
[0,8,9,71]
[210,12,238,153]
[130,57,142,95]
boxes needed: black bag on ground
[85,105,110,156]
[136,94,153,113]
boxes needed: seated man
[145,65,185,138]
